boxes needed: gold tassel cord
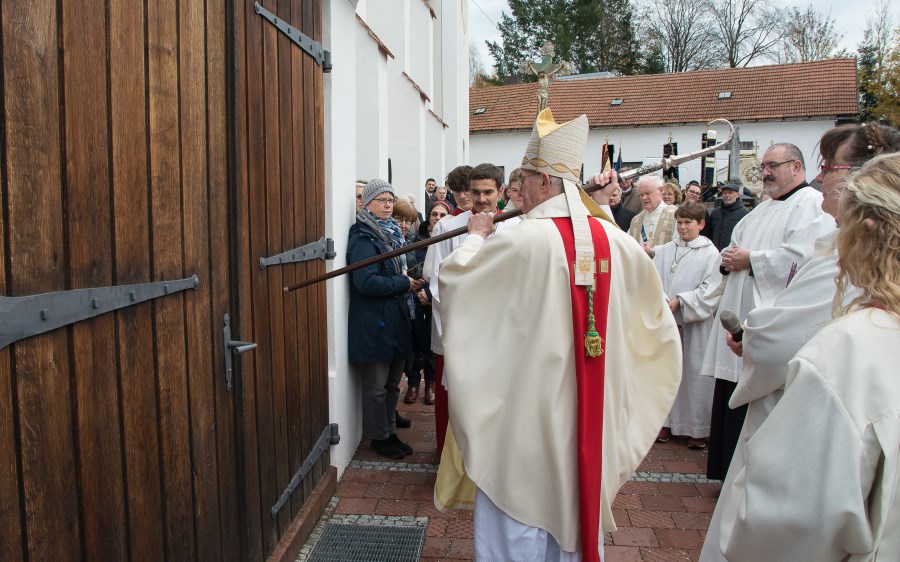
[584,285,604,357]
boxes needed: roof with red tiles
[470,58,859,132]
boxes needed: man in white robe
[652,202,721,446]
[704,308,900,561]
[423,164,520,453]
[701,125,879,560]
[435,109,681,561]
[700,143,834,480]
[627,175,677,255]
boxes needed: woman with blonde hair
[663,182,683,205]
[704,153,900,561]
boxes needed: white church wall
[472,119,836,186]
[323,0,362,477]
[323,0,467,478]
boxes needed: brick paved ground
[296,377,721,562]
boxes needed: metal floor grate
[307,523,425,562]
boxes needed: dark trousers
[706,378,748,480]
[360,357,405,440]
[406,350,435,388]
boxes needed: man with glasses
[700,143,833,482]
[433,109,680,560]
[627,175,678,257]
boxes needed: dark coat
[346,221,413,364]
[703,199,750,251]
[612,205,637,232]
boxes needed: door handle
[224,313,257,391]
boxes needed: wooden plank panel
[2,0,82,559]
[285,0,308,518]
[240,0,267,558]
[206,0,242,558]
[0,66,24,562]
[305,0,328,484]
[147,0,196,558]
[265,0,291,535]
[108,2,166,558]
[253,0,282,551]
[289,0,315,510]
[178,0,224,560]
[60,1,129,559]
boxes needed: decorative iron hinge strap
[0,275,199,351]
[259,236,336,269]
[254,2,332,72]
[271,423,340,519]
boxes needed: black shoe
[390,433,413,456]
[395,411,412,429]
[371,437,404,459]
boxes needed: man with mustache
[700,143,834,482]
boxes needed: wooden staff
[285,119,735,292]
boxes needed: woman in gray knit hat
[346,179,425,459]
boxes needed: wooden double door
[0,1,329,560]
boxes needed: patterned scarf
[356,209,406,276]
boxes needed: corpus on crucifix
[520,41,573,113]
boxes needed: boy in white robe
[653,202,720,448]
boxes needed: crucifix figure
[520,42,573,113]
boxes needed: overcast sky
[468,0,895,72]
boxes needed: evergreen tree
[485,0,642,81]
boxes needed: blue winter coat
[346,220,413,364]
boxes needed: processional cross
[520,41,574,113]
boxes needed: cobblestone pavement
[297,377,720,562]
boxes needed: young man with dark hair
[424,163,519,454]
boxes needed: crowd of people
[345,113,900,560]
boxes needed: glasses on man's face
[755,159,796,174]
[395,217,412,224]
[819,163,853,175]
[372,197,396,205]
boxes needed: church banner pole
[284,119,735,292]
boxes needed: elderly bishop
[433,109,682,561]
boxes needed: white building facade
[322,0,468,475]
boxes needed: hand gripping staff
[284,119,735,292]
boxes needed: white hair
[637,175,665,191]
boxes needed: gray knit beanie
[361,179,394,208]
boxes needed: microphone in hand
[719,309,743,342]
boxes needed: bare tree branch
[707,0,784,67]
[776,5,845,63]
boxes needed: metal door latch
[0,275,199,351]
[259,236,336,269]
[223,313,257,391]
[254,2,332,72]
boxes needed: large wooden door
[230,0,330,558]
[0,0,329,560]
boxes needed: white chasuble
[701,186,832,383]
[653,236,721,437]
[434,194,681,552]
[701,309,900,562]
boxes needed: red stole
[451,207,465,216]
[551,217,611,562]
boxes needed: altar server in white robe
[703,152,900,562]
[701,143,835,480]
[701,122,900,561]
[435,109,681,562]
[653,202,721,448]
[423,164,521,454]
